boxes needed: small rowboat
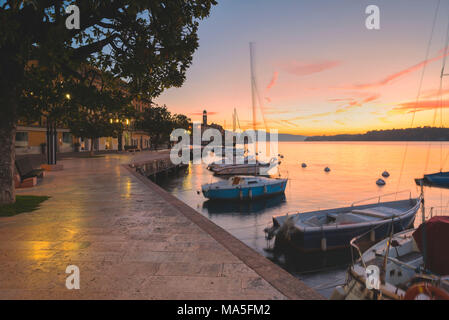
[202,176,287,201]
[265,194,420,253]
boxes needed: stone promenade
[0,151,322,300]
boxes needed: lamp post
[46,93,71,165]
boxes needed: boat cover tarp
[413,216,449,276]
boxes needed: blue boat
[265,196,420,253]
[202,176,288,201]
[415,171,449,188]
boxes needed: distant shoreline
[304,127,449,142]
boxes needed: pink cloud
[342,50,449,90]
[393,99,448,113]
[334,94,380,113]
[189,111,219,116]
[280,60,341,76]
[266,71,279,90]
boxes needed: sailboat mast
[250,42,258,155]
[233,108,237,132]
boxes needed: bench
[15,157,45,181]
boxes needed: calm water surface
[156,141,449,297]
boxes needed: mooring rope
[396,0,441,197]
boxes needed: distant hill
[305,127,449,141]
[222,131,307,142]
[277,133,307,141]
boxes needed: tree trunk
[90,138,95,157]
[0,122,17,205]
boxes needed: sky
[155,0,449,135]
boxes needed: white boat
[332,216,449,300]
[207,155,255,172]
[202,176,287,201]
[212,157,279,176]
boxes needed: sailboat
[332,219,449,300]
[333,5,449,300]
[210,43,280,176]
[414,8,449,188]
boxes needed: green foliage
[135,104,191,148]
[1,0,217,123]
[66,69,135,143]
[0,195,50,217]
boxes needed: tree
[172,114,191,132]
[67,67,135,156]
[136,105,171,149]
[0,0,217,204]
[135,105,191,149]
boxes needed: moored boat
[202,176,287,201]
[265,193,420,253]
[212,157,279,176]
[332,216,449,300]
[415,171,449,188]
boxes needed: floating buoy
[376,179,386,186]
[324,167,331,172]
[197,190,200,195]
[382,171,390,178]
[301,163,307,168]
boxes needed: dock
[0,151,322,300]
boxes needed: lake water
[156,141,449,297]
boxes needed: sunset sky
[155,0,449,135]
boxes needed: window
[62,132,72,144]
[15,132,28,147]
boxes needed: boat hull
[203,180,287,201]
[415,172,449,188]
[277,215,416,252]
[272,199,420,253]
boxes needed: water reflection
[203,194,287,216]
[156,141,449,297]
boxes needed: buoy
[324,167,331,172]
[301,163,307,168]
[376,179,386,186]
[382,171,390,178]
[197,190,200,195]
